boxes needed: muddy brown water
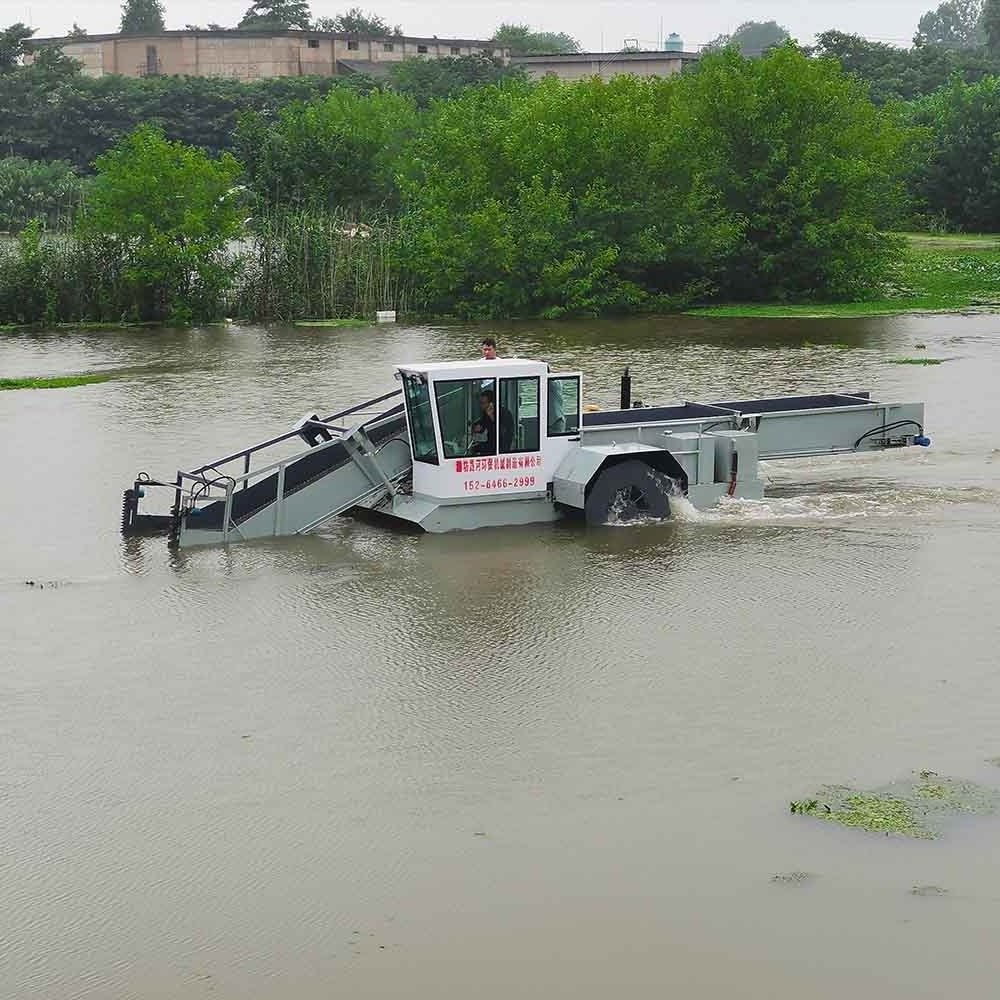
[2,316,999,999]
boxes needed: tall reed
[228,209,408,322]
[0,211,409,327]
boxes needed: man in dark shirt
[470,389,514,455]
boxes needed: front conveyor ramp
[180,408,409,544]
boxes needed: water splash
[605,472,684,526]
[671,485,998,525]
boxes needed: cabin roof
[397,357,544,376]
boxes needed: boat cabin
[395,358,583,501]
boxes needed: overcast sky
[5,0,939,50]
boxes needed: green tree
[0,157,85,230]
[983,0,1000,51]
[673,45,908,301]
[314,9,401,35]
[0,67,362,170]
[0,23,35,72]
[706,21,790,57]
[77,125,243,323]
[914,0,984,48]
[908,75,1000,228]
[387,54,525,108]
[235,88,417,209]
[67,23,88,39]
[395,75,741,318]
[120,0,166,35]
[810,29,1000,102]
[240,0,312,31]
[491,23,580,55]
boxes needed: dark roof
[512,50,700,61]
[31,29,501,46]
[336,59,394,79]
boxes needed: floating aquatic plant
[0,373,112,390]
[790,771,1000,839]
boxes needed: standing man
[481,337,498,359]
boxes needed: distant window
[347,39,359,51]
[307,38,319,49]
[450,46,461,55]
[417,44,428,54]
[383,41,394,52]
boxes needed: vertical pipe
[222,482,234,543]
[620,368,631,411]
[243,451,251,490]
[274,464,286,536]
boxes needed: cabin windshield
[434,377,498,458]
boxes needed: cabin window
[417,44,428,54]
[547,376,581,436]
[434,378,499,458]
[383,41,394,51]
[499,377,540,454]
[451,46,461,55]
[307,38,320,48]
[403,375,439,465]
[347,39,360,50]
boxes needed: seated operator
[470,389,514,455]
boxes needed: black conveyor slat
[710,393,872,414]
[582,392,874,428]
[583,403,735,427]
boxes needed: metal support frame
[342,426,400,498]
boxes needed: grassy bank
[0,373,112,390]
[688,234,1000,318]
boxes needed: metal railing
[172,388,404,518]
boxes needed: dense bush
[0,50,520,173]
[0,60,375,171]
[235,89,418,211]
[0,157,85,230]
[907,76,1000,229]
[0,224,132,325]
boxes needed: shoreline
[3,233,999,330]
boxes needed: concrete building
[512,49,700,82]
[25,29,507,80]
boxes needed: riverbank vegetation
[6,3,1000,324]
